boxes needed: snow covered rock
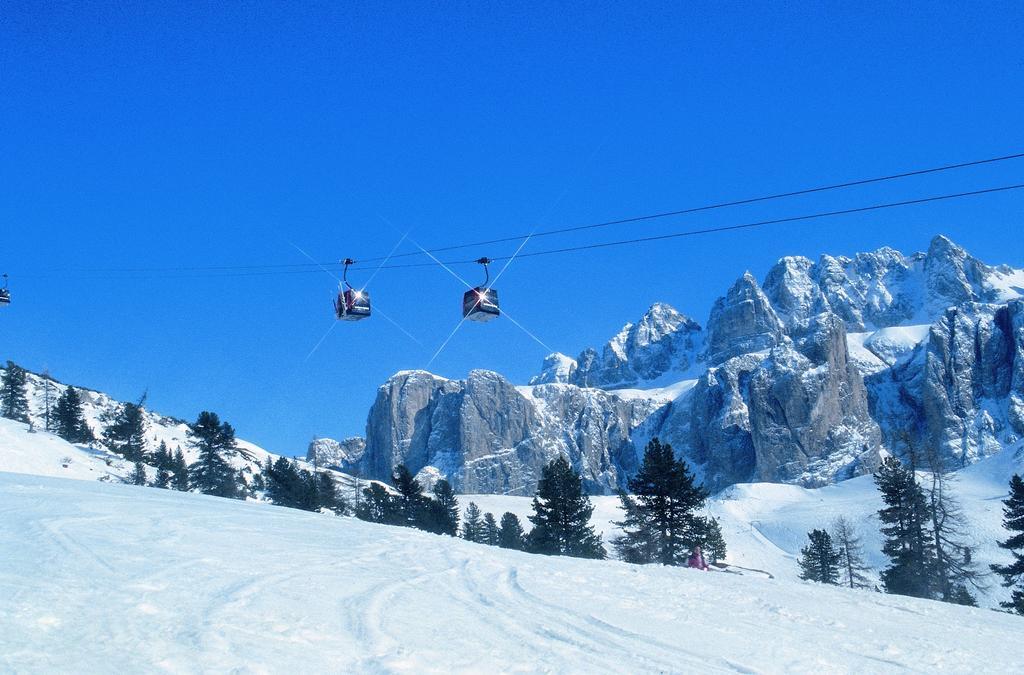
[306,436,366,470]
[567,303,702,388]
[353,235,1023,495]
[705,272,784,364]
[868,300,1024,468]
[349,370,666,494]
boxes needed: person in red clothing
[687,545,710,571]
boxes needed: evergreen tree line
[354,438,726,567]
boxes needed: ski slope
[2,472,1023,673]
[463,443,1024,608]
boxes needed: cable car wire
[356,181,1024,270]
[355,150,1024,264]
[22,150,1024,278]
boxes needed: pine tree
[798,529,841,584]
[423,479,460,536]
[391,464,428,528]
[316,471,345,514]
[498,512,527,550]
[152,441,173,488]
[130,461,148,486]
[187,411,240,499]
[611,491,658,564]
[462,502,484,542]
[53,387,94,444]
[266,456,304,508]
[483,512,500,546]
[171,447,190,491]
[612,438,708,566]
[527,456,606,559]
[356,483,401,524]
[991,474,1024,614]
[831,516,872,589]
[875,456,934,598]
[1,361,31,423]
[103,397,148,462]
[698,516,727,564]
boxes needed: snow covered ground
[2,471,1023,674]
[463,443,1024,609]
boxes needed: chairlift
[334,259,371,321]
[462,258,500,322]
[0,274,9,307]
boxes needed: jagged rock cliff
[323,235,1024,494]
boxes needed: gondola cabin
[335,287,371,321]
[0,274,8,307]
[462,286,499,322]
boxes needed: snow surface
[463,443,1024,610]
[2,471,1023,673]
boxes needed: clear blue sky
[2,2,1022,456]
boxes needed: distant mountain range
[312,235,1024,495]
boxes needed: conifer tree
[152,441,173,488]
[831,516,871,589]
[130,461,148,486]
[423,479,460,536]
[391,464,428,527]
[483,512,500,546]
[188,411,240,499]
[798,529,841,584]
[462,502,484,542]
[103,397,148,462]
[498,512,527,550]
[612,491,658,564]
[1,361,31,423]
[171,447,190,491]
[527,456,605,559]
[53,387,94,444]
[991,474,1024,615]
[316,471,345,514]
[356,483,401,524]
[698,516,727,564]
[875,456,934,598]
[266,456,303,507]
[612,438,708,565]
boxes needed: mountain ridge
[314,235,1024,495]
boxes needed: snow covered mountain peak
[338,235,1024,495]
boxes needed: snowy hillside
[0,365,283,482]
[2,470,1022,673]
[462,442,1024,610]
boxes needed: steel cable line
[355,150,1024,264]
[20,182,1021,281]
[22,150,1024,277]
[351,182,1024,269]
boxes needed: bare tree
[831,516,872,589]
[924,444,986,605]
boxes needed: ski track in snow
[2,472,1024,673]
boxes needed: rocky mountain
[314,235,1024,495]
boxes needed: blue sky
[2,2,1023,456]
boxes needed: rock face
[868,300,1024,469]
[326,235,1024,494]
[547,303,702,388]
[338,370,663,494]
[706,273,784,364]
[307,437,366,470]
